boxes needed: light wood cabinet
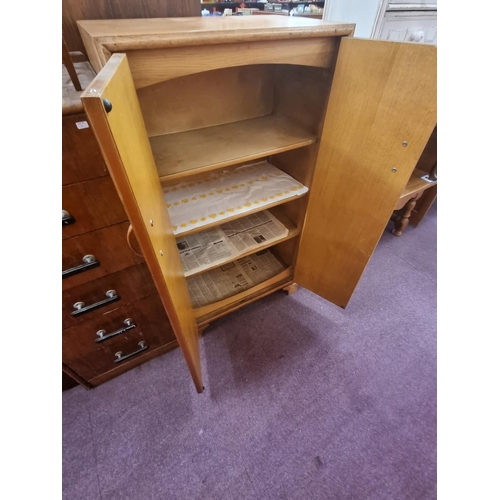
[78,17,436,392]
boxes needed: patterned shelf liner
[163,161,308,235]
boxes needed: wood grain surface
[62,263,157,330]
[295,38,437,308]
[151,115,317,181]
[63,0,200,54]
[62,221,143,291]
[62,176,128,239]
[63,293,173,362]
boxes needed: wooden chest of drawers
[62,62,178,388]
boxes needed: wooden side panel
[272,64,336,136]
[295,38,437,307]
[81,54,203,392]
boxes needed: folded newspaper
[186,249,286,309]
[176,210,289,276]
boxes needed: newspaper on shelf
[176,210,289,277]
[186,249,286,309]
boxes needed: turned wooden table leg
[283,283,299,295]
[392,196,418,237]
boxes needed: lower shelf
[193,263,293,320]
[188,247,287,309]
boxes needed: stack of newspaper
[186,248,286,309]
[176,210,289,277]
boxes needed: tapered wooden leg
[392,196,418,236]
[283,283,299,295]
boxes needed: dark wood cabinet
[62,63,178,387]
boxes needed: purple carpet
[63,203,437,500]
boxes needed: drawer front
[62,263,156,330]
[62,176,128,239]
[62,222,143,291]
[87,342,176,387]
[63,113,108,185]
[66,325,174,380]
[62,294,173,361]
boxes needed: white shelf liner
[163,161,308,235]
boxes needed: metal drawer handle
[95,318,136,343]
[62,210,75,226]
[114,341,148,363]
[71,289,120,317]
[62,254,100,279]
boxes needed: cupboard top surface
[77,17,355,50]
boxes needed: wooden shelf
[182,207,300,278]
[401,168,436,198]
[194,266,293,319]
[173,190,307,238]
[151,115,317,182]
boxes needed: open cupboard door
[81,54,203,392]
[295,38,437,308]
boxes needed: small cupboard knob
[103,99,112,113]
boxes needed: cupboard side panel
[82,54,202,392]
[295,38,437,307]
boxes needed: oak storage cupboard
[77,17,436,392]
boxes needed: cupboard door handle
[71,290,120,317]
[62,210,75,226]
[62,255,100,279]
[95,318,136,343]
[126,225,143,257]
[114,341,148,363]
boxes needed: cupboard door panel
[296,38,436,307]
[81,54,203,392]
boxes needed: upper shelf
[151,115,317,182]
